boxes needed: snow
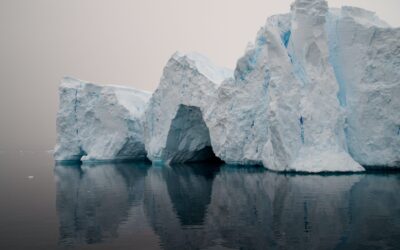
[54,77,151,162]
[55,0,399,172]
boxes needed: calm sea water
[0,151,399,250]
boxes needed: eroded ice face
[55,0,400,172]
[54,77,151,162]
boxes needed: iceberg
[54,77,151,162]
[144,0,365,172]
[55,0,399,172]
[143,52,232,164]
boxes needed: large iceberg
[55,0,399,172]
[54,77,151,162]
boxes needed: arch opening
[163,105,222,164]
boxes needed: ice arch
[162,105,221,164]
[143,52,233,164]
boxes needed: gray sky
[0,0,399,150]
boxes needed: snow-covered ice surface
[55,0,399,172]
[54,77,151,162]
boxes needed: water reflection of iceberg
[54,161,150,247]
[144,165,364,250]
[55,162,400,249]
[263,174,363,250]
[143,163,221,250]
[337,174,400,250]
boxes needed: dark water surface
[1,151,400,250]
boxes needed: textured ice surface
[280,0,363,172]
[143,52,232,164]
[55,0,399,172]
[54,77,151,162]
[327,6,400,168]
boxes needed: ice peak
[61,76,83,88]
[340,6,390,28]
[291,0,328,16]
[172,51,233,85]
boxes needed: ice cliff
[54,77,151,162]
[327,7,400,168]
[55,0,400,172]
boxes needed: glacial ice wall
[55,0,399,172]
[54,77,151,162]
[327,7,400,168]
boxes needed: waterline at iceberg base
[55,0,400,173]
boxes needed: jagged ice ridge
[54,0,400,172]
